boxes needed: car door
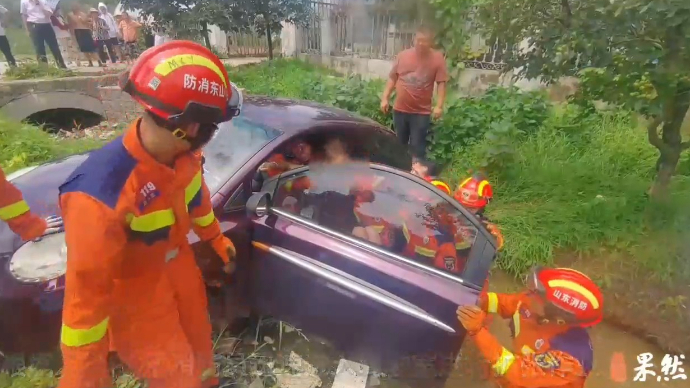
[245,163,497,373]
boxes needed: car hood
[0,154,88,253]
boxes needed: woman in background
[89,7,110,65]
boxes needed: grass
[3,27,34,58]
[3,62,76,81]
[0,116,104,173]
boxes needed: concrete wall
[0,73,142,123]
[298,53,579,101]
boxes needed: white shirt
[0,5,8,36]
[20,0,53,24]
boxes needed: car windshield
[203,116,282,193]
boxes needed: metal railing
[299,0,510,68]
[226,32,282,57]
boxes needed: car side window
[364,128,412,171]
[272,165,479,277]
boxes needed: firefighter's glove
[457,305,486,336]
[210,235,237,274]
[32,215,64,242]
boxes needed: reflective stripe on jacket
[0,167,47,240]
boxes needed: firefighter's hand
[457,306,486,335]
[33,215,64,242]
[223,261,236,275]
[211,235,236,267]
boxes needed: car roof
[239,96,382,135]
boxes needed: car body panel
[0,97,496,377]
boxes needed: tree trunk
[649,88,690,199]
[201,21,212,50]
[265,19,274,60]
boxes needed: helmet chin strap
[170,123,217,151]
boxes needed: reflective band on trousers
[487,292,499,313]
[513,302,522,336]
[492,347,516,375]
[185,171,203,205]
[0,199,30,221]
[61,317,109,347]
[128,209,175,232]
[201,367,217,382]
[193,210,215,227]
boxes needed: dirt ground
[555,252,690,356]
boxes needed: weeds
[0,116,104,173]
[3,62,75,81]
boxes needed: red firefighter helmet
[454,174,493,209]
[528,267,604,327]
[424,176,452,195]
[120,40,236,125]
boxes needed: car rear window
[203,116,282,193]
[272,164,480,278]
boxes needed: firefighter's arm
[486,222,504,250]
[188,172,235,264]
[479,292,523,318]
[0,168,47,241]
[58,192,126,386]
[472,328,586,387]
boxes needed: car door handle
[253,241,456,334]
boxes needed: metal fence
[299,0,509,68]
[226,32,282,57]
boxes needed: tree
[463,0,690,198]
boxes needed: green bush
[0,367,58,388]
[428,86,550,167]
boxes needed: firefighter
[457,267,603,388]
[0,168,64,241]
[57,41,237,388]
[454,173,503,249]
[411,157,452,195]
[259,140,313,178]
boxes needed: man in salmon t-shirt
[380,25,449,159]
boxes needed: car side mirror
[246,192,271,218]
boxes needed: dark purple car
[0,96,497,374]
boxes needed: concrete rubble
[273,351,323,388]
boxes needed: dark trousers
[0,35,16,66]
[393,110,431,159]
[97,38,117,63]
[28,22,66,68]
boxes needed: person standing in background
[98,2,120,62]
[68,3,102,67]
[89,7,111,65]
[380,25,448,159]
[51,5,80,67]
[117,11,141,64]
[20,0,67,68]
[0,4,17,67]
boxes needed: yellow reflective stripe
[547,279,600,308]
[371,225,384,233]
[201,367,217,382]
[431,180,451,194]
[153,54,228,87]
[459,177,472,187]
[492,347,516,375]
[478,180,489,196]
[61,317,109,347]
[415,246,436,258]
[402,223,410,242]
[285,181,293,192]
[185,171,203,205]
[0,199,31,221]
[513,302,522,336]
[193,210,216,227]
[487,292,499,313]
[521,345,535,355]
[455,241,471,250]
[128,209,175,232]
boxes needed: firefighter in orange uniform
[57,41,237,388]
[1,168,64,241]
[454,174,503,249]
[410,158,452,195]
[457,267,602,388]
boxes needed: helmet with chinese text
[527,267,604,327]
[120,40,234,125]
[454,174,493,210]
